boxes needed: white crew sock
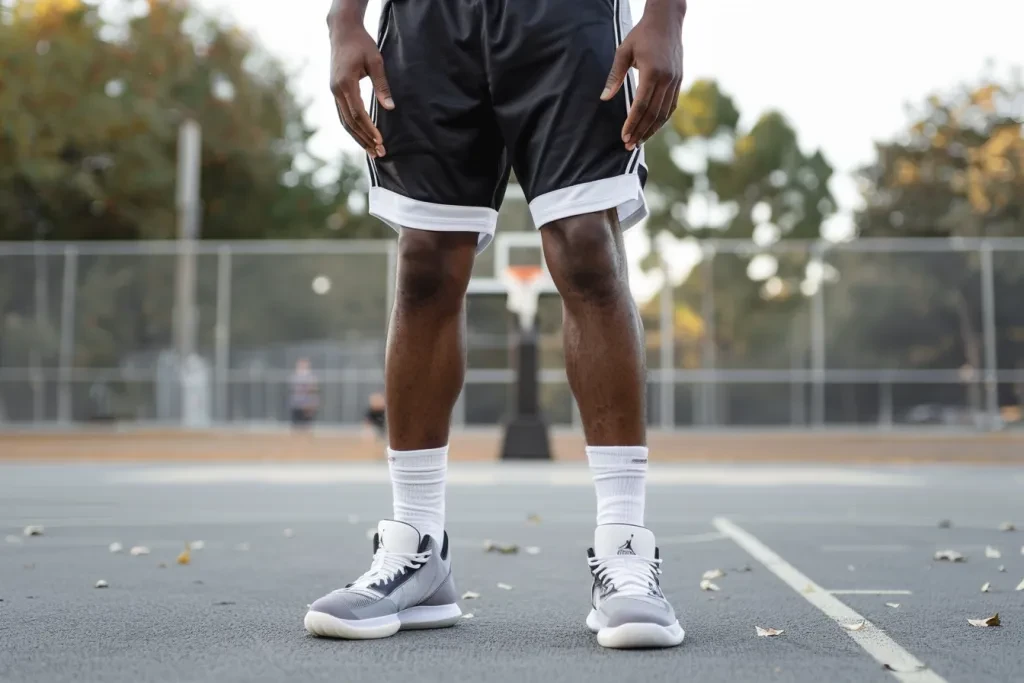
[586,445,648,527]
[387,445,448,542]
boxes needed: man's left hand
[601,1,685,151]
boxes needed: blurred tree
[0,0,384,382]
[827,70,1024,417]
[0,0,364,241]
[641,80,834,379]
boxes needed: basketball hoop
[501,265,545,332]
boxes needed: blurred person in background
[306,0,686,651]
[289,358,320,431]
[363,391,387,441]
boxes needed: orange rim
[505,265,544,283]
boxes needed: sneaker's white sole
[305,603,462,640]
[586,609,685,649]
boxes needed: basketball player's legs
[307,0,507,640]
[541,211,645,448]
[382,229,475,543]
[386,229,477,452]
[487,0,684,649]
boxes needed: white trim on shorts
[368,187,499,252]
[527,174,648,231]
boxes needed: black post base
[500,415,552,460]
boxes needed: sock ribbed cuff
[387,445,448,543]
[586,445,648,527]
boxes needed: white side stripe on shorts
[367,2,394,187]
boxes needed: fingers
[344,86,385,157]
[621,74,656,150]
[601,42,633,101]
[366,53,395,111]
[635,79,680,144]
[624,71,682,148]
[334,95,380,158]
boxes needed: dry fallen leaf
[980,582,991,593]
[699,579,720,592]
[885,603,900,609]
[756,626,784,637]
[934,550,966,562]
[496,582,513,590]
[190,540,205,551]
[937,519,953,529]
[484,540,519,554]
[129,546,150,556]
[998,522,1015,532]
[177,544,191,565]
[967,613,1000,627]
[283,528,295,538]
[985,546,1002,559]
[1015,578,1024,592]
[108,542,123,553]
[461,591,481,600]
[462,613,474,619]
[23,525,44,536]
[526,513,542,525]
[702,569,725,580]
[843,620,866,631]
[525,546,541,555]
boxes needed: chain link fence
[1,238,1022,430]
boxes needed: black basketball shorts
[367,0,648,252]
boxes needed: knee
[396,230,475,311]
[544,214,625,306]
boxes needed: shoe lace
[588,554,662,597]
[348,548,431,591]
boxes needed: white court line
[828,590,913,596]
[713,517,946,683]
[821,545,911,553]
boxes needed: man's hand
[601,1,685,151]
[328,14,394,158]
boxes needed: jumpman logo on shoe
[617,535,636,556]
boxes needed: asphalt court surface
[2,462,1023,682]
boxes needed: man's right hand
[328,13,394,158]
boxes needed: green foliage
[0,0,381,377]
[642,80,834,371]
[0,0,368,241]
[828,72,1024,410]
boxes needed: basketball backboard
[467,183,557,296]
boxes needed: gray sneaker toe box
[310,591,391,620]
[602,596,677,628]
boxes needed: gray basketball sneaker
[304,520,461,639]
[586,524,684,648]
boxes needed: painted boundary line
[713,517,947,683]
[829,590,913,596]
